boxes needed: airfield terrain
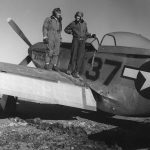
[0,101,149,150]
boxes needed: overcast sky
[1,0,150,64]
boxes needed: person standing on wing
[42,8,62,71]
[64,11,96,78]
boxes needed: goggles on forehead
[75,12,83,19]
[52,8,61,15]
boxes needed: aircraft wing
[0,62,96,111]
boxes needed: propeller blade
[7,18,32,47]
[19,55,32,66]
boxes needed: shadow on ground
[2,100,150,149]
[16,100,88,120]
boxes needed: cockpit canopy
[62,32,150,54]
[100,32,150,49]
[85,32,150,56]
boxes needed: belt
[74,37,85,40]
[78,38,84,40]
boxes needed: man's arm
[84,22,91,38]
[85,22,96,38]
[42,18,48,38]
[42,17,52,43]
[64,22,73,34]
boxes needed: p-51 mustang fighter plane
[1,18,150,117]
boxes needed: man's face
[75,16,81,21]
[55,11,61,19]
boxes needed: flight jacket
[64,20,91,40]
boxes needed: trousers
[45,38,60,68]
[68,38,85,73]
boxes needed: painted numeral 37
[86,57,122,85]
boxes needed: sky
[1,0,150,64]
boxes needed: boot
[52,65,59,71]
[44,63,53,70]
[72,72,80,78]
[66,70,72,75]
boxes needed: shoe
[72,72,80,78]
[66,70,72,75]
[52,65,59,71]
[44,63,52,70]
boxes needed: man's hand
[49,50,53,57]
[43,37,48,44]
[91,34,96,38]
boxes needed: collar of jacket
[74,19,84,24]
[51,16,58,21]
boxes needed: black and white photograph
[0,0,150,149]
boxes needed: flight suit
[64,20,91,74]
[42,16,62,68]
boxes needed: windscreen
[101,32,150,49]
[86,38,99,50]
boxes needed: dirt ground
[0,101,150,150]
